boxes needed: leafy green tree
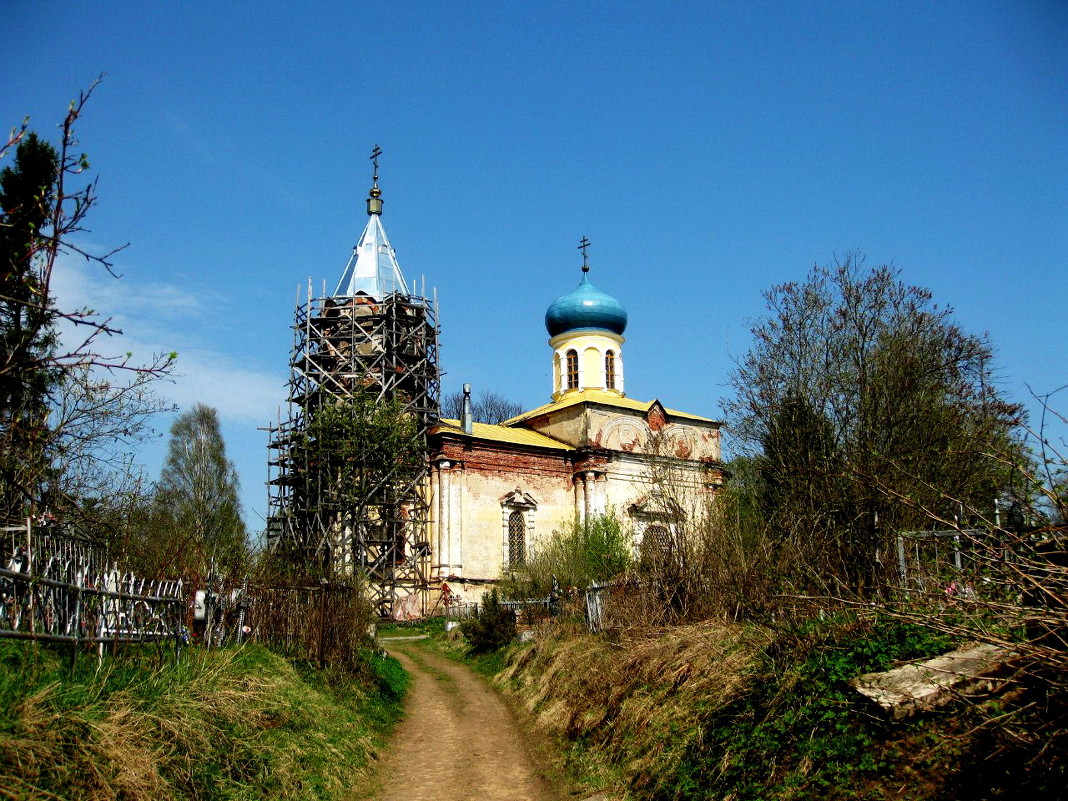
[142,404,247,581]
[304,392,423,516]
[757,392,844,524]
[282,391,425,576]
[727,255,1025,594]
[501,512,632,599]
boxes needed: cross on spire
[370,144,382,184]
[366,144,384,216]
[578,235,591,273]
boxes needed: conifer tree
[0,132,61,521]
[1,85,175,529]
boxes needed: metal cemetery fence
[242,582,368,666]
[502,596,554,626]
[1,520,184,652]
[894,525,1068,608]
[895,528,988,594]
[445,601,478,622]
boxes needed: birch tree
[149,404,247,580]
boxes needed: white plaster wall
[433,467,575,583]
[589,409,721,462]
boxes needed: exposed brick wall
[435,438,575,481]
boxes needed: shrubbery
[499,512,632,600]
[462,588,517,653]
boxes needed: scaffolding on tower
[265,147,440,618]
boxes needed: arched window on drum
[566,349,579,390]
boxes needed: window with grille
[566,349,579,390]
[644,525,672,555]
[605,350,616,389]
[508,510,526,566]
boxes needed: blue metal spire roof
[545,271,628,337]
[333,146,410,299]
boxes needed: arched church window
[566,349,579,390]
[605,350,616,390]
[508,510,526,566]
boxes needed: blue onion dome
[545,273,628,337]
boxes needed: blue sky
[5,1,1066,529]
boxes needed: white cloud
[163,348,286,425]
[50,256,286,426]
[50,254,213,331]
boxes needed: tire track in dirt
[371,639,559,801]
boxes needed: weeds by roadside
[678,615,954,801]
[0,641,406,800]
[466,612,1068,801]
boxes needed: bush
[678,615,955,800]
[462,589,517,653]
[500,512,632,599]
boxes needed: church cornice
[430,419,572,451]
[504,390,721,429]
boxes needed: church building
[274,152,727,614]
[428,248,727,600]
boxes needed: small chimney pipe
[461,383,473,435]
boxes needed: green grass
[0,640,407,800]
[376,616,448,638]
[669,615,954,801]
[481,613,1029,801]
[390,614,513,677]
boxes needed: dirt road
[370,638,559,801]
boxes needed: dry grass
[497,619,773,797]
[0,643,400,800]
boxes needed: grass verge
[0,641,407,800]
[464,613,1068,800]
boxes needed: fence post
[236,576,248,644]
[585,583,603,634]
[69,566,82,674]
[896,535,907,593]
[25,517,35,634]
[318,583,327,668]
[174,580,184,662]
